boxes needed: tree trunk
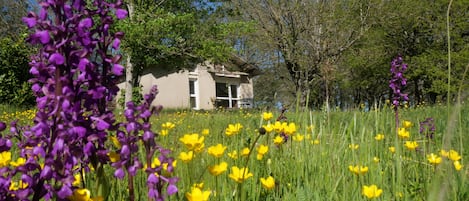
[125,55,133,108]
[124,2,134,109]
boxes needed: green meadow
[3,104,467,200]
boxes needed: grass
[1,104,467,200]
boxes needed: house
[118,56,260,110]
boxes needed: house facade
[117,61,257,110]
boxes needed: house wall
[196,65,216,110]
[144,70,190,108]
[117,63,254,110]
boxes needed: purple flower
[419,117,435,139]
[112,64,124,75]
[389,55,408,109]
[22,16,37,28]
[115,9,128,19]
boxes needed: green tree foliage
[341,0,469,106]
[229,0,379,108]
[0,0,29,39]
[118,0,249,75]
[0,37,35,106]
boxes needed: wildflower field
[2,104,467,201]
[2,0,467,200]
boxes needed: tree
[118,0,248,107]
[230,0,379,108]
[343,0,469,106]
[0,0,29,39]
[0,37,35,106]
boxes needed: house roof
[222,54,262,77]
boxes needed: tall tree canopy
[117,0,253,105]
[230,0,380,108]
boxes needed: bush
[0,37,35,106]
[118,85,144,108]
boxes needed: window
[215,82,239,108]
[189,80,198,109]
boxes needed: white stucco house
[117,56,260,110]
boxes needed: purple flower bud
[167,184,178,195]
[34,30,50,44]
[49,53,65,65]
[40,165,52,179]
[126,122,137,133]
[33,146,45,157]
[57,185,72,199]
[112,38,120,49]
[114,168,125,179]
[78,18,93,29]
[143,131,154,141]
[121,145,130,156]
[22,16,37,28]
[84,142,96,156]
[112,64,124,75]
[71,126,87,137]
[115,9,128,19]
[147,173,159,184]
[91,117,110,130]
[78,58,89,71]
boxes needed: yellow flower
[402,120,413,128]
[207,144,227,158]
[160,129,169,136]
[10,157,26,167]
[161,122,175,130]
[9,180,28,191]
[293,134,304,142]
[107,151,120,163]
[398,128,410,139]
[208,162,228,176]
[373,157,380,163]
[225,123,243,136]
[273,121,284,133]
[228,150,238,159]
[257,144,269,155]
[179,133,205,152]
[185,187,211,201]
[349,144,359,150]
[241,147,250,157]
[404,141,418,151]
[348,165,369,175]
[201,129,210,136]
[273,136,284,146]
[311,139,320,145]
[73,174,81,186]
[440,149,449,157]
[68,188,91,201]
[192,182,204,189]
[283,122,296,135]
[109,136,121,148]
[427,153,442,165]
[229,166,253,183]
[151,157,161,168]
[262,112,273,121]
[448,150,462,161]
[262,124,274,133]
[374,134,384,141]
[389,146,396,153]
[453,161,463,171]
[0,151,11,167]
[362,185,383,199]
[260,176,275,190]
[256,144,269,160]
[179,151,194,163]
